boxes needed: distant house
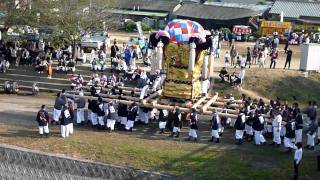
[109,0,183,29]
[269,0,320,31]
[173,3,260,29]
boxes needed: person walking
[284,48,293,69]
[209,110,220,143]
[187,108,198,142]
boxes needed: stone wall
[0,144,175,180]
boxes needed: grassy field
[215,68,320,107]
[0,123,319,180]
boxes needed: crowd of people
[37,88,320,151]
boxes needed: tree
[0,0,37,32]
[1,0,116,57]
[33,0,116,56]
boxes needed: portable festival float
[62,19,243,118]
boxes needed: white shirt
[294,148,303,164]
[272,114,282,128]
[225,53,230,59]
[239,69,245,80]
[201,80,210,94]
[240,58,246,67]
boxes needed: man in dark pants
[269,49,278,69]
[293,142,303,180]
[284,48,293,69]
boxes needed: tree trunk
[72,40,77,60]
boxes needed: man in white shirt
[293,142,303,180]
[239,67,245,85]
[272,110,282,146]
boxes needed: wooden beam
[203,110,238,119]
[207,106,239,114]
[213,102,242,108]
[201,92,218,112]
[216,98,243,104]
[192,95,208,109]
[141,90,162,104]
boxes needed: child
[36,105,50,138]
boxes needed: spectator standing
[230,45,237,67]
[245,47,252,68]
[269,48,278,69]
[284,48,293,69]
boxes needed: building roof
[108,9,168,18]
[204,1,271,13]
[174,4,259,20]
[269,0,320,18]
[206,0,270,4]
[111,0,180,12]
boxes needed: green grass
[1,124,318,179]
[220,68,320,107]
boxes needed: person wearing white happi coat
[90,49,96,63]
[294,108,303,143]
[284,120,296,151]
[234,112,246,145]
[74,92,86,125]
[201,79,210,96]
[209,110,220,143]
[187,108,198,142]
[253,112,266,145]
[36,105,50,138]
[158,109,168,134]
[306,122,317,150]
[139,107,150,125]
[272,111,282,146]
[170,107,181,138]
[152,73,161,92]
[126,103,138,131]
[106,102,117,131]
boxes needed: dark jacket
[235,114,245,130]
[97,102,105,117]
[127,105,138,121]
[285,121,295,139]
[295,114,303,130]
[118,104,128,117]
[211,114,219,130]
[173,111,181,128]
[158,110,166,122]
[36,109,50,126]
[61,108,72,125]
[190,112,198,130]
